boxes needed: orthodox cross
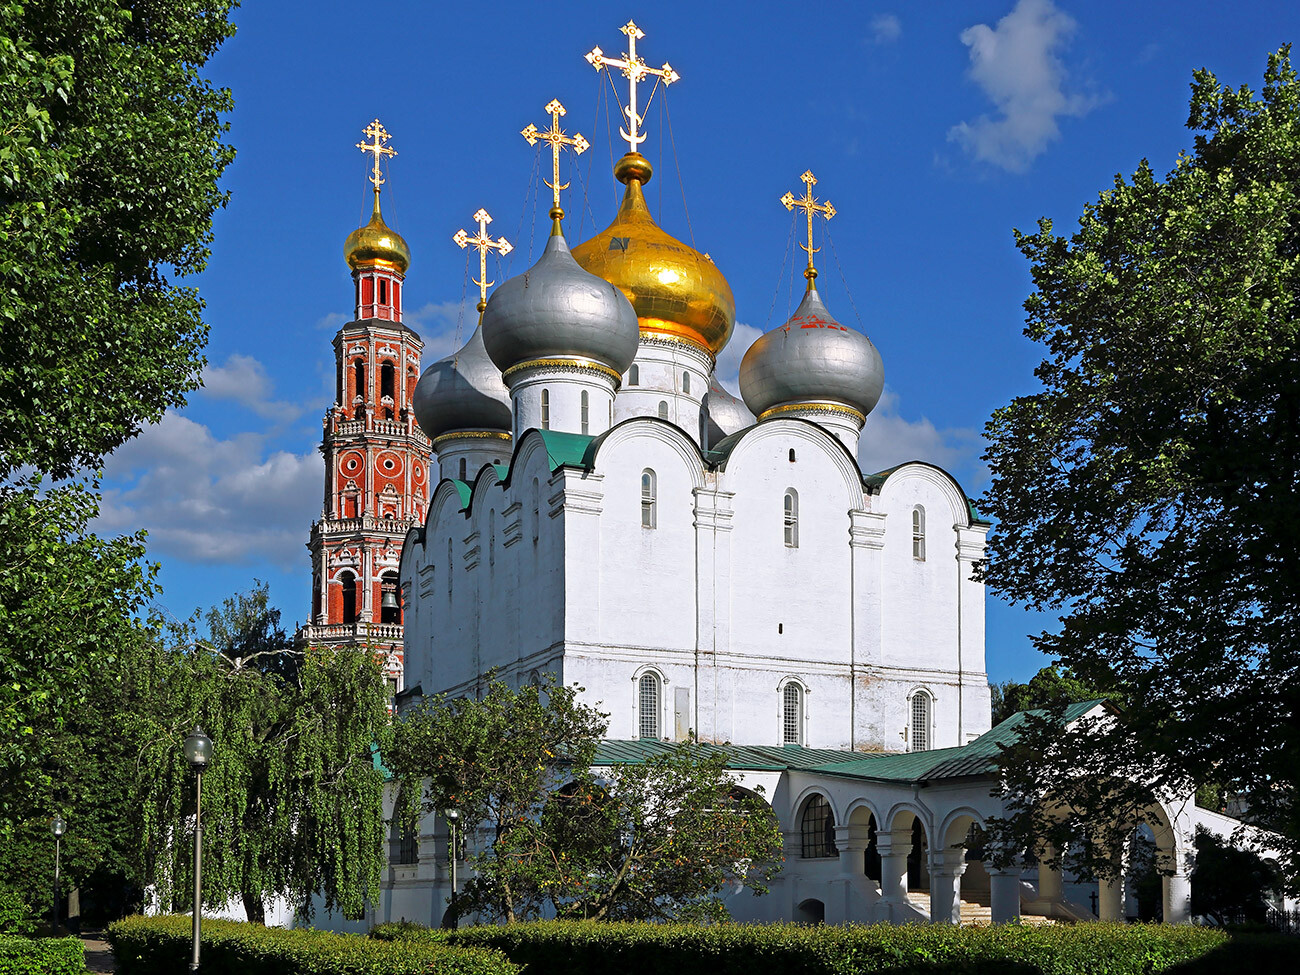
[521,99,590,218]
[781,170,836,285]
[356,119,397,191]
[453,209,513,310]
[585,20,679,153]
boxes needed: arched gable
[846,797,883,827]
[939,806,988,848]
[791,784,843,826]
[586,417,707,491]
[875,462,974,529]
[883,800,932,842]
[717,418,866,510]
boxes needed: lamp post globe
[182,727,212,972]
[51,815,66,838]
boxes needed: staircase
[902,888,1062,926]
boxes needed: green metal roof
[451,480,472,508]
[592,740,873,771]
[536,429,597,471]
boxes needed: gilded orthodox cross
[781,170,836,285]
[521,99,590,218]
[585,20,679,153]
[453,209,513,309]
[356,119,397,191]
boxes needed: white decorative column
[1098,874,1125,921]
[876,829,912,921]
[1035,843,1065,903]
[849,510,886,748]
[1162,871,1191,925]
[830,823,871,924]
[989,865,1022,924]
[930,847,967,925]
[693,487,734,745]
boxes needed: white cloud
[947,0,1099,172]
[867,13,902,45]
[96,413,321,570]
[200,353,303,421]
[857,390,986,488]
[404,301,474,361]
[314,310,349,332]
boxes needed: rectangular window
[541,389,550,430]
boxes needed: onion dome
[412,322,511,440]
[739,286,884,421]
[482,230,639,378]
[705,377,755,443]
[571,153,735,358]
[344,192,411,273]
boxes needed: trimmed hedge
[107,915,517,975]
[375,919,1239,975]
[0,935,86,975]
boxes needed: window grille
[910,693,930,752]
[581,390,589,434]
[783,684,803,745]
[784,490,799,547]
[641,469,656,529]
[912,506,926,561]
[800,795,838,858]
[638,673,660,739]
[541,389,550,430]
[396,823,418,864]
[658,400,668,419]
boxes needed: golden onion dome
[570,153,735,358]
[344,191,411,273]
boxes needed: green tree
[1189,828,1281,925]
[136,585,392,922]
[0,0,234,479]
[989,665,1115,725]
[389,676,782,924]
[979,48,1300,880]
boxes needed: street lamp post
[445,809,460,896]
[182,727,212,973]
[50,815,66,932]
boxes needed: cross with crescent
[521,99,590,219]
[585,20,679,153]
[356,119,397,192]
[781,170,836,286]
[453,209,513,310]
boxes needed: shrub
[0,935,86,975]
[0,887,32,936]
[107,915,517,975]
[377,919,1236,975]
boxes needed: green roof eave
[537,429,597,471]
[451,480,472,508]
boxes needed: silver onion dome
[412,323,511,439]
[705,376,755,443]
[482,232,639,376]
[739,286,884,419]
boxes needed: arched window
[339,571,357,624]
[784,489,799,548]
[447,539,453,595]
[910,691,931,752]
[380,572,401,624]
[353,360,365,402]
[682,371,690,394]
[789,448,796,463]
[381,361,395,401]
[800,795,838,858]
[541,389,550,430]
[657,400,668,420]
[531,478,540,542]
[628,364,639,386]
[641,469,656,529]
[580,390,589,434]
[912,506,926,561]
[458,458,467,481]
[638,673,661,739]
[783,683,803,745]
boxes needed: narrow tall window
[628,364,639,386]
[541,389,550,430]
[381,362,395,401]
[638,673,661,739]
[641,469,656,529]
[682,371,690,394]
[531,478,540,542]
[336,364,343,407]
[354,360,365,402]
[339,571,357,624]
[912,506,926,561]
[513,397,520,432]
[459,458,467,481]
[580,390,589,434]
[910,693,930,752]
[379,278,388,305]
[784,489,799,548]
[489,511,495,567]
[658,400,668,419]
[380,572,401,624]
[783,683,803,745]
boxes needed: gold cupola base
[571,153,735,359]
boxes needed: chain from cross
[521,99,590,216]
[781,170,836,283]
[356,119,397,191]
[453,209,513,308]
[585,20,679,153]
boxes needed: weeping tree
[134,584,391,922]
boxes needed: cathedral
[305,21,1257,931]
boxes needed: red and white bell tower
[299,120,430,694]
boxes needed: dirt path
[80,932,116,973]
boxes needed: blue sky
[95,0,1296,681]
